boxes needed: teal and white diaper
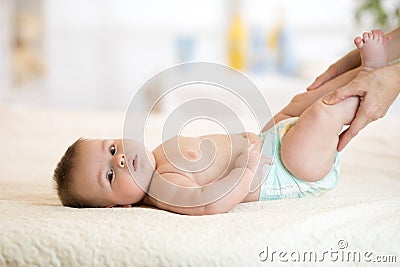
[259,117,340,201]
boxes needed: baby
[54,30,390,215]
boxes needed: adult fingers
[307,74,327,91]
[323,82,365,105]
[307,64,338,90]
[337,114,370,151]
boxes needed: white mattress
[1,104,399,266]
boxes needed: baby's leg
[281,96,359,181]
[263,30,390,132]
[280,30,389,182]
[262,67,360,131]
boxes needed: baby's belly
[189,133,263,185]
[154,133,263,186]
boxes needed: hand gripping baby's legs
[280,96,359,182]
[279,30,388,182]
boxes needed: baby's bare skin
[154,134,262,190]
[141,132,264,214]
[144,30,390,213]
[153,133,262,186]
[70,30,390,215]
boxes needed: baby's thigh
[280,100,341,182]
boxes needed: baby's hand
[235,143,271,173]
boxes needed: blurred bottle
[268,9,297,75]
[249,26,269,73]
[228,13,246,70]
[278,23,297,75]
[176,35,195,63]
[267,16,281,71]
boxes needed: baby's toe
[363,32,370,41]
[373,31,380,40]
[372,29,383,36]
[354,36,363,49]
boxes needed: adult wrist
[386,62,400,94]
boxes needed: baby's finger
[248,141,256,151]
[260,154,273,165]
[247,150,262,171]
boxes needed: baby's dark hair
[53,138,85,208]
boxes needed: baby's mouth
[132,155,138,171]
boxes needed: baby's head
[53,138,155,208]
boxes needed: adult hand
[307,49,361,91]
[323,65,400,151]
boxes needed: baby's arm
[148,147,266,215]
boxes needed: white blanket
[1,104,399,266]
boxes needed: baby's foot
[354,29,390,70]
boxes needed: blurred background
[0,0,399,112]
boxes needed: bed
[1,100,399,266]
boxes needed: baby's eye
[107,169,114,183]
[110,144,116,156]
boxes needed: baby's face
[72,139,155,207]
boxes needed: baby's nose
[117,153,125,168]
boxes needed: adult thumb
[323,86,356,105]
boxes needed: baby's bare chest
[152,134,257,185]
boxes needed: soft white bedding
[1,104,399,266]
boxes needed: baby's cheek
[128,177,145,194]
[119,175,135,192]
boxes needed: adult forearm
[392,62,400,93]
[385,26,400,62]
[380,62,400,93]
